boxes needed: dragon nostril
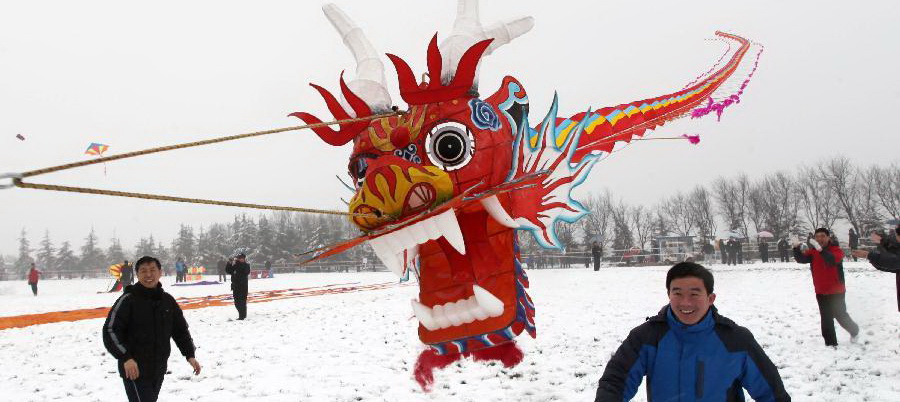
[373,209,383,218]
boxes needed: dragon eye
[425,121,474,171]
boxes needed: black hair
[134,256,161,272]
[666,262,714,294]
[814,227,830,236]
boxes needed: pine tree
[195,226,217,268]
[55,241,77,278]
[208,223,230,259]
[36,230,56,276]
[257,215,276,263]
[107,238,126,265]
[15,228,33,278]
[154,237,172,271]
[0,255,8,280]
[79,228,106,276]
[173,224,196,264]
[134,237,155,258]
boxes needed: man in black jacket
[226,253,251,320]
[217,258,227,283]
[103,256,201,402]
[848,228,860,261]
[759,240,769,263]
[777,238,789,262]
[852,227,900,312]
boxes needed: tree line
[3,156,897,278]
[520,156,898,256]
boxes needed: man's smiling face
[668,276,716,325]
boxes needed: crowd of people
[13,222,896,401]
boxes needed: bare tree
[747,182,767,235]
[824,156,867,233]
[712,174,751,237]
[578,190,615,250]
[610,200,634,253]
[689,186,717,242]
[868,164,899,220]
[664,192,696,237]
[796,164,841,232]
[758,171,800,238]
[629,204,656,250]
[856,166,885,234]
[713,177,740,232]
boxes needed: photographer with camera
[852,225,900,312]
[226,253,251,320]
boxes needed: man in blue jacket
[595,262,790,401]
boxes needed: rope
[20,111,401,178]
[12,179,367,216]
[9,111,403,217]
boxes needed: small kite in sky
[16,134,25,141]
[84,142,109,156]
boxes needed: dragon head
[291,3,538,356]
[291,1,760,385]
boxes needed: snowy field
[1,262,898,401]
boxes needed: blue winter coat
[595,305,790,401]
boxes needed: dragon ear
[486,76,529,133]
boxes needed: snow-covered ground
[1,262,897,401]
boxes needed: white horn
[439,0,534,88]
[322,4,392,113]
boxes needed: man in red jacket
[27,262,42,296]
[794,228,859,347]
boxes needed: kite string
[19,111,401,178]
[6,111,404,217]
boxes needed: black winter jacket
[102,283,195,379]
[227,261,251,292]
[868,237,900,311]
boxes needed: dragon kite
[297,1,762,389]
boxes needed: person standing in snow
[852,226,900,312]
[591,241,603,271]
[726,239,737,265]
[594,262,790,401]
[793,228,860,347]
[735,238,744,264]
[174,258,186,283]
[217,257,227,283]
[759,240,769,263]
[119,260,133,288]
[102,256,201,402]
[27,262,42,296]
[848,228,860,261]
[718,239,728,264]
[777,238,789,262]
[226,253,251,320]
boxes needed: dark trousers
[30,283,37,296]
[780,250,788,262]
[218,273,227,282]
[815,293,859,346]
[592,255,601,271]
[727,253,736,265]
[123,375,164,402]
[233,290,248,319]
[760,250,769,263]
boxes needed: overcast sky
[1,0,898,256]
